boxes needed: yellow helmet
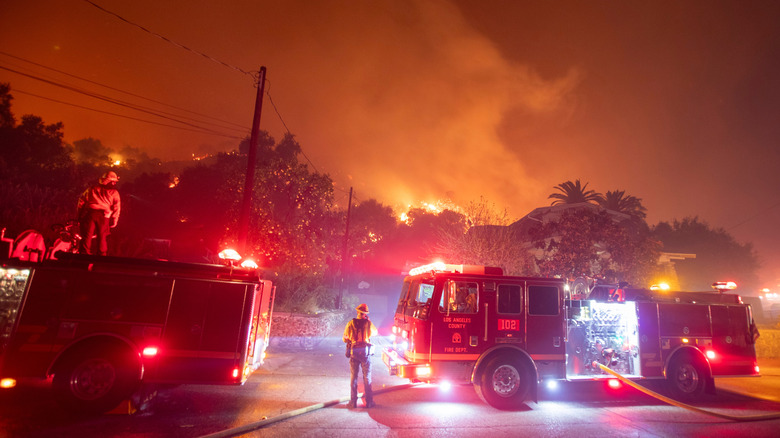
[100,171,119,184]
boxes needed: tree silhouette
[652,217,759,291]
[598,190,647,219]
[548,180,601,205]
[530,208,660,285]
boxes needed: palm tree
[548,180,601,205]
[598,190,647,219]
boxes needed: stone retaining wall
[269,311,350,350]
[757,328,780,358]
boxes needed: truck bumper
[382,347,431,380]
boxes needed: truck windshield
[414,282,435,305]
[396,279,435,321]
[0,268,30,352]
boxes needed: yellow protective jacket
[78,183,121,223]
[343,317,377,347]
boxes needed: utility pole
[238,66,266,254]
[337,187,353,309]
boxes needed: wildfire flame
[397,200,462,224]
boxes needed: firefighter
[77,171,121,256]
[343,303,378,408]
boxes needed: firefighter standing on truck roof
[343,303,378,408]
[77,171,121,256]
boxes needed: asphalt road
[1,334,779,438]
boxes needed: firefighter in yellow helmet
[77,171,121,256]
[343,303,378,408]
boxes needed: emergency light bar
[219,249,242,261]
[408,262,503,277]
[711,281,737,291]
[408,262,447,276]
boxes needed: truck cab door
[525,283,565,362]
[430,279,483,361]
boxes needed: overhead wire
[82,0,254,78]
[263,77,319,174]
[12,88,242,139]
[82,0,329,178]
[0,64,241,138]
[0,50,249,132]
[727,201,780,231]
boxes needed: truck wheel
[475,355,531,410]
[52,345,141,414]
[665,354,706,400]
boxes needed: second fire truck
[1,252,275,414]
[383,263,760,409]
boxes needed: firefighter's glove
[109,218,118,228]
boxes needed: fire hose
[197,383,417,438]
[597,363,780,422]
[197,364,779,438]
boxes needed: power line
[82,0,254,78]
[16,2,334,185]
[13,88,242,139]
[81,1,319,174]
[263,78,319,174]
[1,65,242,138]
[728,200,780,231]
[0,51,249,132]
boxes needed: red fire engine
[0,252,275,413]
[383,262,760,410]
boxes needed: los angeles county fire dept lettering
[442,316,471,329]
[442,316,471,353]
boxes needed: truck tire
[665,353,706,400]
[52,344,141,414]
[475,355,531,410]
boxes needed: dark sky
[2,0,779,288]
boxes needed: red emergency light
[408,262,503,277]
[711,281,737,291]
[408,262,447,276]
[219,249,242,262]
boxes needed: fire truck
[0,251,275,413]
[382,263,760,410]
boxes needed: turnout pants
[79,208,110,255]
[349,349,373,404]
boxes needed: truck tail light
[142,346,159,357]
[1,378,16,389]
[607,379,622,390]
[416,366,431,378]
[706,350,716,360]
[232,367,240,379]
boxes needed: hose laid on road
[597,363,780,422]
[197,383,417,438]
